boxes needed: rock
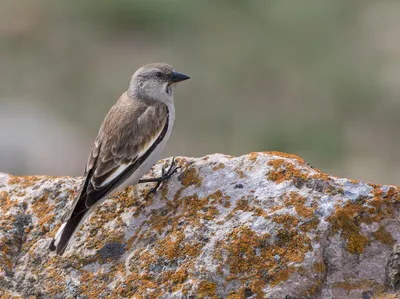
[0,152,399,298]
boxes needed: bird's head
[128,63,190,105]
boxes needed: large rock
[0,152,399,298]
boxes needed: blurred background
[1,0,400,185]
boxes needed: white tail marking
[53,222,67,247]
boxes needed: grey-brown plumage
[49,63,189,255]
[85,93,168,191]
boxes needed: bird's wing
[63,93,169,220]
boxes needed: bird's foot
[139,157,181,199]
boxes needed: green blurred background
[1,0,400,184]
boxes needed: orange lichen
[44,266,67,295]
[161,184,169,201]
[156,230,184,260]
[151,217,169,235]
[0,191,18,214]
[373,294,398,299]
[0,254,12,273]
[175,192,223,224]
[266,152,338,186]
[181,167,203,187]
[227,292,242,299]
[173,187,184,202]
[215,225,312,295]
[310,172,332,182]
[347,233,370,254]
[301,282,321,297]
[374,226,394,246]
[272,214,300,229]
[171,268,188,284]
[154,226,202,264]
[79,270,109,298]
[373,186,383,199]
[267,159,310,184]
[204,205,220,220]
[328,190,397,254]
[29,192,57,234]
[197,280,217,299]
[207,190,226,205]
[282,192,316,219]
[384,186,399,200]
[37,213,55,230]
[234,169,246,178]
[329,204,369,254]
[270,267,296,287]
[299,217,320,232]
[0,191,9,203]
[333,279,375,293]
[227,198,267,219]
[5,153,400,298]
[212,163,225,171]
[248,152,259,161]
[235,198,249,211]
[225,227,267,275]
[265,151,306,165]
[116,272,161,298]
[276,228,312,263]
[7,175,45,188]
[0,292,22,299]
[269,205,285,213]
[314,261,326,273]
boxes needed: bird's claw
[144,157,180,200]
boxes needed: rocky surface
[0,152,400,298]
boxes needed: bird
[49,63,190,255]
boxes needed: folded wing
[50,93,169,254]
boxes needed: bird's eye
[156,72,163,78]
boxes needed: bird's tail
[49,210,88,255]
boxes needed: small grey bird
[49,63,189,255]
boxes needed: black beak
[170,71,190,83]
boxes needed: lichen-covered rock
[0,152,400,298]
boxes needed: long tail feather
[49,210,87,255]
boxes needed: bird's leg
[138,157,181,199]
